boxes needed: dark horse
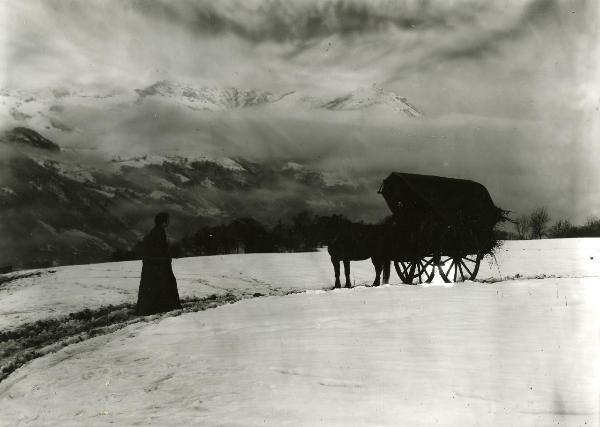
[326,218,392,288]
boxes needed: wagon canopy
[379,172,505,228]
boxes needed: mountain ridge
[3,127,61,151]
[132,80,423,117]
[0,127,374,269]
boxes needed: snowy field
[1,239,599,331]
[0,239,599,426]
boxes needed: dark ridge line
[0,270,57,288]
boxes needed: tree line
[110,207,600,262]
[512,207,600,240]
[110,212,348,262]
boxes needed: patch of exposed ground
[0,286,301,383]
[0,270,56,288]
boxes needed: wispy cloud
[1,0,598,222]
[2,0,594,95]
[134,0,456,42]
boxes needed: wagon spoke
[400,262,409,280]
[464,256,478,263]
[394,261,409,284]
[423,260,433,283]
[445,261,455,278]
[452,261,458,282]
[457,262,464,281]
[409,263,416,282]
[421,258,435,269]
[443,261,452,277]
[439,256,451,266]
[402,263,409,280]
[460,260,473,277]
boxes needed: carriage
[378,172,507,284]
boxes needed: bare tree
[529,207,550,239]
[548,219,573,238]
[514,215,530,239]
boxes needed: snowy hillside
[134,81,277,110]
[0,127,366,268]
[133,81,423,117]
[317,86,423,117]
[0,82,422,133]
[0,81,424,270]
[0,239,598,426]
[1,239,599,331]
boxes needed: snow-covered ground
[0,239,599,426]
[1,239,599,331]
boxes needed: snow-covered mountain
[0,81,424,268]
[316,86,424,117]
[134,81,278,110]
[2,82,423,116]
[0,82,423,164]
[132,80,424,117]
[0,127,367,268]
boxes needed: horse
[325,218,392,289]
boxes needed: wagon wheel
[394,257,436,285]
[437,252,483,283]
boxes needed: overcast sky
[1,0,599,223]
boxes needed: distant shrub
[548,219,573,238]
[527,215,600,239]
[573,217,600,238]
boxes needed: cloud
[134,0,455,42]
[2,0,595,118]
[1,0,598,223]
[0,0,567,91]
[38,92,586,220]
[437,0,558,61]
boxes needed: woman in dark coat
[136,212,182,315]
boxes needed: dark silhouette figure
[136,212,182,315]
[326,217,391,289]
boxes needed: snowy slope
[133,81,424,117]
[0,280,597,426]
[0,127,367,269]
[134,81,277,110]
[1,83,423,129]
[0,239,598,426]
[316,86,423,117]
[1,239,599,331]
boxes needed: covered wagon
[378,172,508,284]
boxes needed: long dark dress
[136,226,182,315]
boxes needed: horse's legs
[332,258,341,288]
[371,258,382,287]
[343,260,351,288]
